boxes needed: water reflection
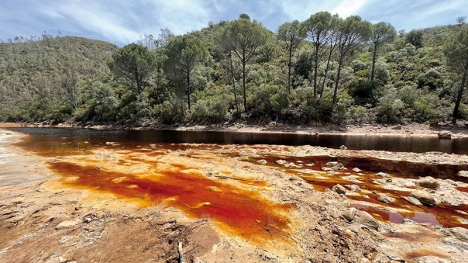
[9,127,468,154]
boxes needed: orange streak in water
[48,161,293,243]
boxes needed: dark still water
[8,127,468,154]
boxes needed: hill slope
[0,35,118,121]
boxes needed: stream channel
[8,127,468,235]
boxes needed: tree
[406,30,423,48]
[109,43,156,95]
[457,16,467,28]
[277,20,305,93]
[333,16,372,104]
[163,35,209,110]
[216,18,269,112]
[303,11,336,97]
[444,29,468,124]
[370,22,396,81]
[319,14,341,98]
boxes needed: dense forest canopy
[1,14,468,126]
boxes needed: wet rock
[340,145,348,150]
[342,207,357,222]
[276,159,287,165]
[332,184,347,195]
[458,170,468,178]
[323,161,345,171]
[438,130,451,139]
[55,220,79,230]
[355,211,379,230]
[257,159,267,165]
[377,194,395,203]
[417,176,440,189]
[410,190,437,206]
[376,172,388,177]
[450,227,468,242]
[403,196,423,206]
[442,237,468,250]
[346,184,361,191]
[352,167,362,173]
[415,256,450,263]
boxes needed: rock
[359,258,370,263]
[276,159,287,165]
[332,184,347,195]
[410,191,437,206]
[392,125,402,130]
[346,184,361,191]
[257,159,267,164]
[458,170,468,178]
[355,211,379,230]
[438,130,452,139]
[377,194,395,203]
[442,237,468,250]
[376,172,388,177]
[417,176,440,189]
[450,227,468,242]
[55,220,79,230]
[289,176,304,185]
[323,161,345,171]
[84,217,92,223]
[340,145,348,150]
[415,256,450,263]
[372,252,390,263]
[352,167,362,173]
[403,196,423,206]
[342,207,357,222]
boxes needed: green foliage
[406,30,423,48]
[109,43,156,94]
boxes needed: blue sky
[1,0,467,46]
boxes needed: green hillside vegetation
[1,15,468,126]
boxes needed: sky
[1,0,467,46]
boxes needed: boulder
[458,170,468,178]
[438,130,452,139]
[417,176,440,189]
[355,211,379,230]
[377,194,395,203]
[257,159,267,165]
[55,220,80,230]
[323,161,345,171]
[410,191,437,206]
[376,172,388,177]
[352,167,362,173]
[340,145,348,150]
[450,227,468,242]
[332,184,347,194]
[342,207,357,222]
[403,196,423,206]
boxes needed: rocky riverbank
[1,128,468,262]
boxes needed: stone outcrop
[417,176,440,189]
[410,191,437,206]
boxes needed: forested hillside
[0,33,118,122]
[1,14,468,126]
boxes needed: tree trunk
[287,46,292,93]
[186,69,191,111]
[320,47,334,98]
[229,53,239,113]
[242,55,247,112]
[313,42,320,97]
[333,55,344,105]
[452,58,468,124]
[370,43,378,81]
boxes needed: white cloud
[332,0,369,18]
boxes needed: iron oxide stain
[47,161,294,244]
